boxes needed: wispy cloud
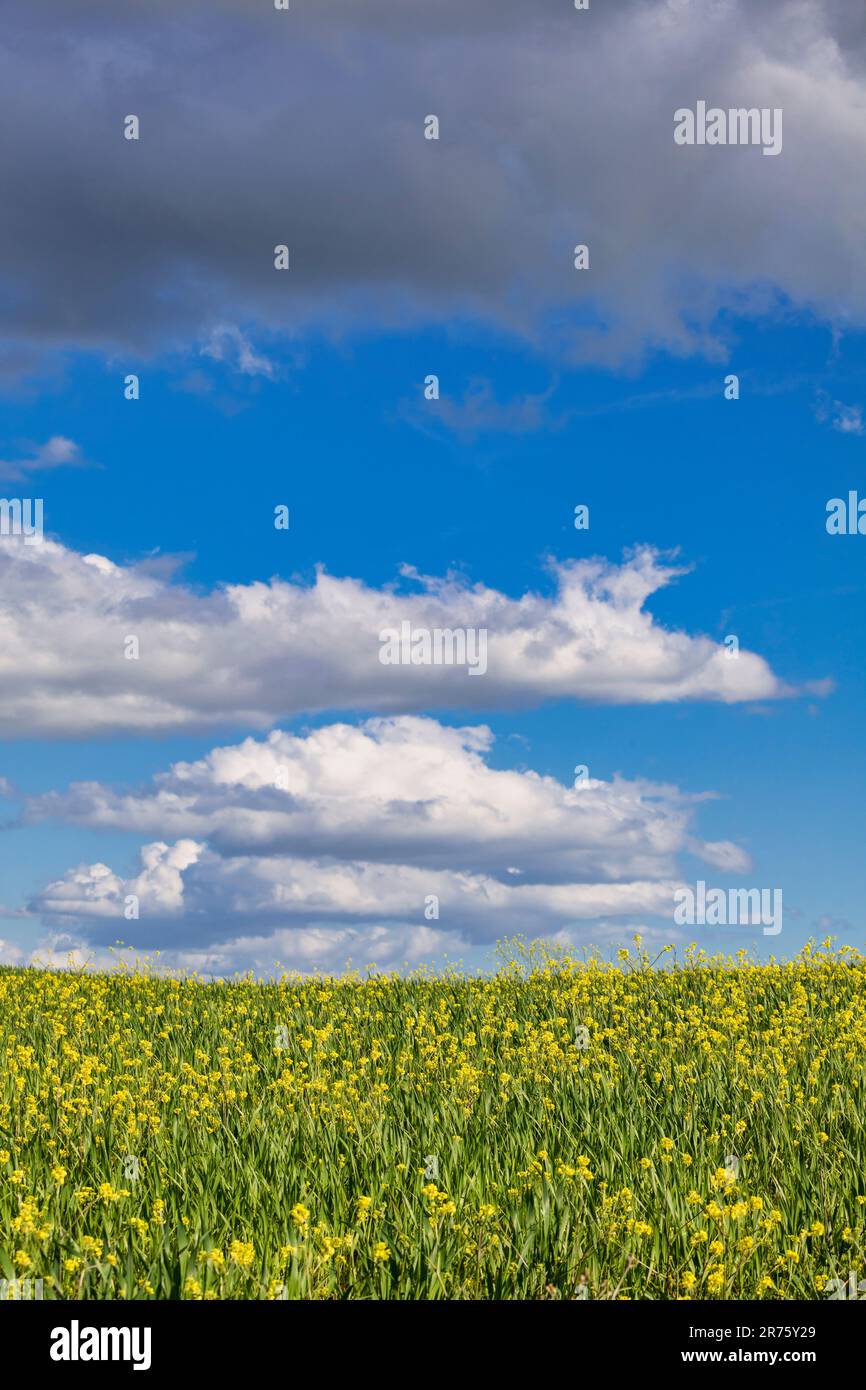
[200,324,276,380]
[0,435,86,482]
[400,378,563,442]
[814,391,865,436]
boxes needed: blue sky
[0,0,863,974]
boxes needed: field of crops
[2,940,865,1300]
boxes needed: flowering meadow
[2,941,865,1300]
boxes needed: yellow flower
[198,1248,225,1271]
[229,1240,255,1269]
[99,1182,127,1203]
[372,1242,390,1261]
[290,1203,310,1227]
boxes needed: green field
[2,940,864,1300]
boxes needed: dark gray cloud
[1,0,865,376]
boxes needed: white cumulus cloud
[0,534,807,737]
[24,715,751,970]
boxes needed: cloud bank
[21,715,749,971]
[0,535,801,736]
[1,1,865,377]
